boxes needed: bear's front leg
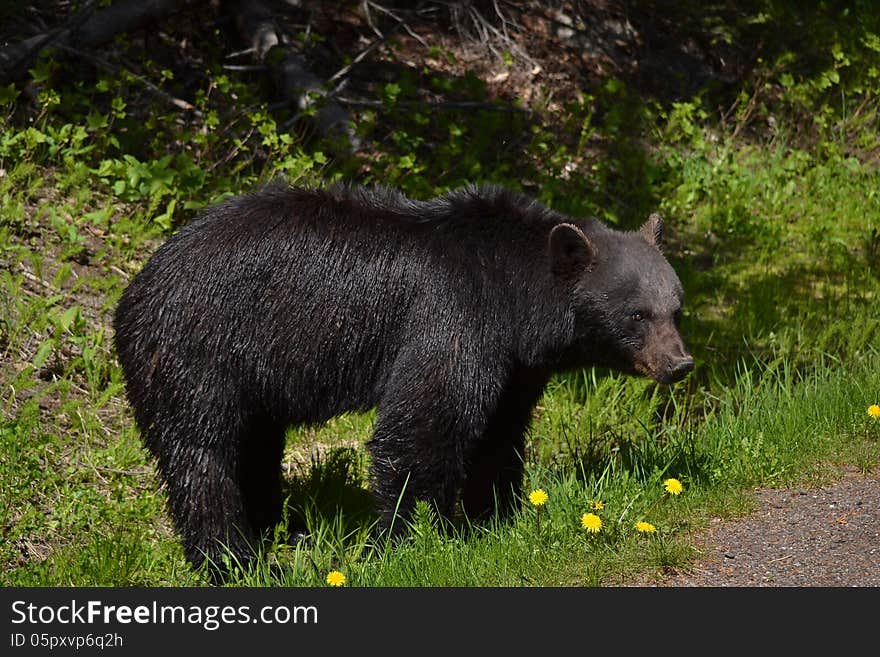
[461,370,548,521]
[368,408,471,533]
[368,354,501,534]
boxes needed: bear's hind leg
[160,446,257,578]
[145,410,259,580]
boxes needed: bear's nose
[669,356,694,381]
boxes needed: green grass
[2,0,880,586]
[228,352,880,587]
[3,329,877,586]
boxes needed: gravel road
[632,468,880,587]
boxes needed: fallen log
[226,0,360,155]
[0,0,182,82]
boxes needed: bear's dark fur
[114,182,693,576]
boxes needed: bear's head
[549,213,694,384]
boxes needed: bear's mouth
[633,357,694,384]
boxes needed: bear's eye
[631,311,644,322]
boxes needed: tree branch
[55,45,202,117]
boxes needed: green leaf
[153,198,177,231]
[32,340,54,369]
[54,306,80,333]
[86,112,109,130]
[0,83,19,105]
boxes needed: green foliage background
[1,1,879,585]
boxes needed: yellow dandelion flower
[868,404,880,419]
[664,478,683,495]
[581,513,602,533]
[635,521,657,534]
[529,489,549,506]
[326,570,346,587]
[592,500,605,511]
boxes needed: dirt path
[632,468,880,587]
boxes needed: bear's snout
[640,355,693,384]
[665,355,694,383]
[634,329,694,384]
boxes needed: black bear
[114,182,693,577]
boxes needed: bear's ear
[549,223,597,279]
[640,213,663,247]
